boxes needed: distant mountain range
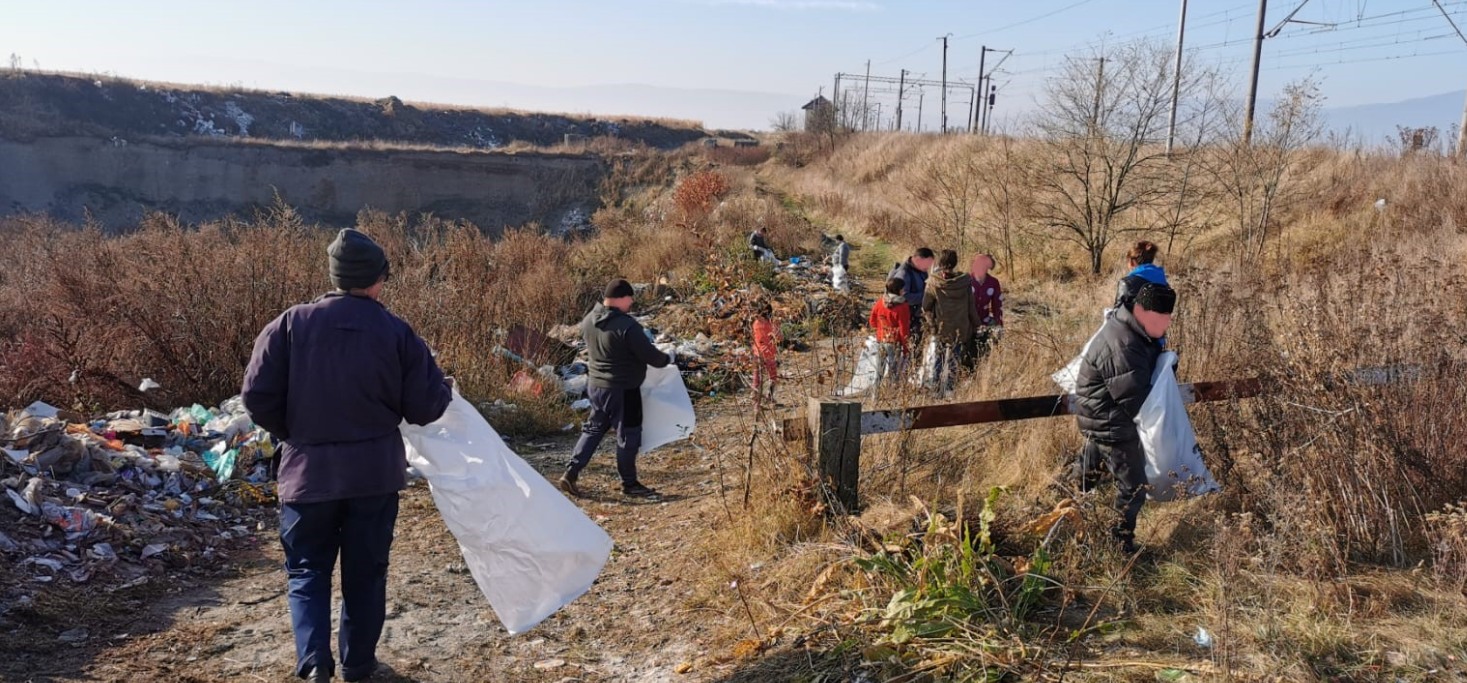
[1322,91,1464,147]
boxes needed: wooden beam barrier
[794,365,1416,514]
[785,377,1267,441]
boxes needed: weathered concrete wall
[0,135,605,233]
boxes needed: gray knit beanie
[328,229,389,290]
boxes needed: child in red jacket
[752,301,781,408]
[868,278,912,389]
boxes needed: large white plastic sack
[831,264,849,291]
[1136,351,1220,501]
[640,364,696,454]
[912,339,940,389]
[401,393,614,635]
[840,336,881,396]
[1051,309,1112,394]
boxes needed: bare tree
[977,135,1030,274]
[903,138,985,253]
[1203,78,1323,259]
[770,110,800,133]
[1395,125,1441,155]
[1029,40,1206,274]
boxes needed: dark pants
[566,385,643,487]
[962,327,994,371]
[279,493,399,680]
[1079,438,1149,542]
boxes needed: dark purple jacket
[242,293,452,504]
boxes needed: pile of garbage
[0,397,276,593]
[487,251,869,410]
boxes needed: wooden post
[809,398,861,514]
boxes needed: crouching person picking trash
[1073,282,1176,554]
[241,228,454,682]
[559,278,673,500]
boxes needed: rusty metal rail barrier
[782,365,1418,513]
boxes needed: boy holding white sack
[1072,282,1176,555]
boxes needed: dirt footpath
[12,417,768,683]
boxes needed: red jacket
[869,295,911,351]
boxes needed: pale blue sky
[4,0,1464,129]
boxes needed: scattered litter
[0,394,276,604]
[1193,626,1213,648]
[21,402,60,419]
[570,399,592,412]
[138,378,162,392]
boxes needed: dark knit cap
[603,278,635,300]
[328,229,389,290]
[1134,282,1176,315]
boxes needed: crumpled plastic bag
[831,264,849,291]
[402,392,613,635]
[840,337,881,396]
[1051,309,1111,394]
[640,364,696,454]
[1136,351,1220,501]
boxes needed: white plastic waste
[831,264,849,291]
[1051,309,1112,394]
[1136,351,1220,501]
[840,337,881,396]
[138,378,162,393]
[913,339,939,389]
[639,364,696,454]
[401,392,614,634]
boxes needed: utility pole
[833,73,842,130]
[1459,90,1467,157]
[983,83,997,134]
[974,45,987,134]
[1166,0,1188,156]
[895,69,907,131]
[1244,0,1268,144]
[916,87,925,132]
[939,34,950,133]
[874,102,883,131]
[861,59,871,131]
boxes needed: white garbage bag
[831,264,849,291]
[840,336,881,396]
[640,364,696,454]
[1051,309,1112,394]
[401,393,614,635]
[913,338,940,389]
[1136,351,1220,501]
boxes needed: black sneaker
[342,659,377,682]
[558,473,582,498]
[1116,535,1139,555]
[622,483,662,499]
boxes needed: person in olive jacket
[559,278,673,500]
[921,249,980,395]
[1073,282,1176,554]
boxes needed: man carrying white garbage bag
[559,278,674,500]
[1072,282,1175,555]
[242,229,454,683]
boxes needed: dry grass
[6,119,1467,680]
[687,135,1467,681]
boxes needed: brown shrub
[673,169,731,218]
